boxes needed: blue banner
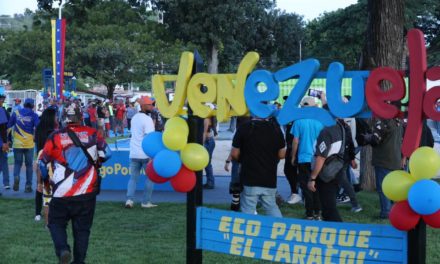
[100,150,173,191]
[196,207,407,263]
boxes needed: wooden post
[407,220,426,264]
[186,50,204,264]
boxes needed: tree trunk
[360,0,405,191]
[106,84,115,99]
[207,44,219,74]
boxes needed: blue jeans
[240,186,282,217]
[375,166,392,218]
[126,159,154,204]
[13,148,34,186]
[204,137,216,187]
[0,152,9,186]
[229,160,242,194]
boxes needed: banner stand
[408,220,426,263]
[186,50,204,264]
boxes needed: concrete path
[0,121,293,204]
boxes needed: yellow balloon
[162,129,187,151]
[382,170,415,202]
[165,117,189,135]
[409,147,440,180]
[180,143,209,171]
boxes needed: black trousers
[48,197,96,264]
[298,163,320,217]
[284,150,299,194]
[317,177,342,222]
[35,191,43,216]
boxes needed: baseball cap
[301,96,316,107]
[139,96,154,105]
[24,98,35,106]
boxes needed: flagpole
[59,0,63,19]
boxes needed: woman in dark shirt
[34,107,58,223]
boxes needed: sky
[0,0,358,21]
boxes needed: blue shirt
[8,108,39,149]
[427,119,440,143]
[291,119,324,163]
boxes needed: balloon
[170,166,196,192]
[408,179,440,215]
[180,143,209,171]
[153,150,182,178]
[389,201,420,231]
[162,129,188,151]
[142,132,166,158]
[146,160,168,183]
[409,147,440,180]
[423,209,440,228]
[165,117,189,135]
[382,170,415,202]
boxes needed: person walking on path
[8,98,39,193]
[125,96,157,209]
[39,103,111,264]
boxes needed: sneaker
[305,216,314,220]
[351,206,363,213]
[4,185,10,190]
[59,250,71,264]
[35,215,41,221]
[141,202,158,208]
[336,195,350,204]
[13,178,19,191]
[314,215,322,221]
[24,185,33,193]
[287,193,302,205]
[125,199,134,208]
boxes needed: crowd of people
[223,94,440,223]
[0,91,166,263]
[1,88,440,263]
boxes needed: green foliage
[304,1,367,70]
[0,28,51,89]
[304,0,440,69]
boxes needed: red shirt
[88,107,97,122]
[116,105,126,120]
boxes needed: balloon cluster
[63,91,78,98]
[382,147,440,230]
[141,117,209,192]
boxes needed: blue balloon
[142,132,166,158]
[408,179,440,215]
[153,150,182,178]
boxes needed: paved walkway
[0,122,293,204]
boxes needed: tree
[305,2,367,70]
[0,27,51,89]
[359,0,405,191]
[151,0,277,73]
[32,0,192,98]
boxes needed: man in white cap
[125,96,157,208]
[290,96,324,220]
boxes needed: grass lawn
[0,192,439,263]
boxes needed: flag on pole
[51,19,66,99]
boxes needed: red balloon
[170,166,196,193]
[146,160,169,183]
[389,201,421,231]
[423,209,440,228]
